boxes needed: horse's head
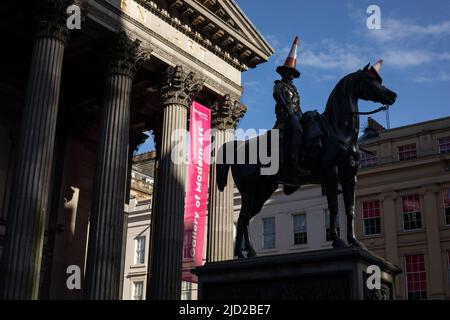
[357,63,397,106]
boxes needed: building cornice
[133,0,273,70]
[88,0,244,96]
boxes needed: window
[398,144,417,161]
[402,194,422,231]
[438,137,450,154]
[325,209,340,241]
[135,236,146,265]
[181,281,193,300]
[360,151,378,168]
[293,214,307,245]
[405,254,427,300]
[443,189,450,225]
[183,230,193,259]
[133,281,144,300]
[262,217,275,249]
[363,200,381,236]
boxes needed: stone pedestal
[193,247,401,300]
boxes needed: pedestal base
[193,247,401,300]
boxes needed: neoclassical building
[355,117,450,300]
[0,0,272,299]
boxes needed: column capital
[107,32,152,78]
[210,94,246,130]
[160,65,204,107]
[35,0,77,44]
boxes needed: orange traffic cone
[276,36,301,78]
[370,59,383,79]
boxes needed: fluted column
[422,186,445,299]
[0,0,72,300]
[84,32,150,300]
[207,95,246,262]
[148,65,203,300]
[381,191,401,299]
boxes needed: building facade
[243,186,347,256]
[245,116,450,300]
[355,117,450,300]
[122,152,153,300]
[0,0,272,300]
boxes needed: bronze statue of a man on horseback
[217,36,397,258]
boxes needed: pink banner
[182,101,211,283]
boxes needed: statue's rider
[273,36,309,176]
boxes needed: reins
[341,105,390,115]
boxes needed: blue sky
[138,0,450,153]
[236,0,450,132]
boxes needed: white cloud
[275,39,367,72]
[369,18,450,43]
[412,72,450,83]
[383,50,450,68]
[301,48,365,71]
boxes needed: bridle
[342,105,390,115]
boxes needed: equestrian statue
[216,36,398,259]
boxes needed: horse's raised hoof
[348,237,368,251]
[332,238,347,248]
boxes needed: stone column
[381,191,402,299]
[422,185,445,299]
[0,0,71,300]
[148,65,203,300]
[84,32,150,300]
[207,95,246,262]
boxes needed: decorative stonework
[107,32,152,78]
[134,0,251,71]
[160,65,203,107]
[35,0,74,44]
[88,3,243,96]
[210,94,246,130]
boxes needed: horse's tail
[216,162,230,192]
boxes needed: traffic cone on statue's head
[369,59,383,80]
[276,36,301,78]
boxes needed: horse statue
[217,63,397,258]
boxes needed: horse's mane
[322,72,358,136]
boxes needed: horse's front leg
[234,216,246,259]
[244,223,257,258]
[339,162,367,250]
[325,166,346,248]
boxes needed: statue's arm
[273,81,290,112]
